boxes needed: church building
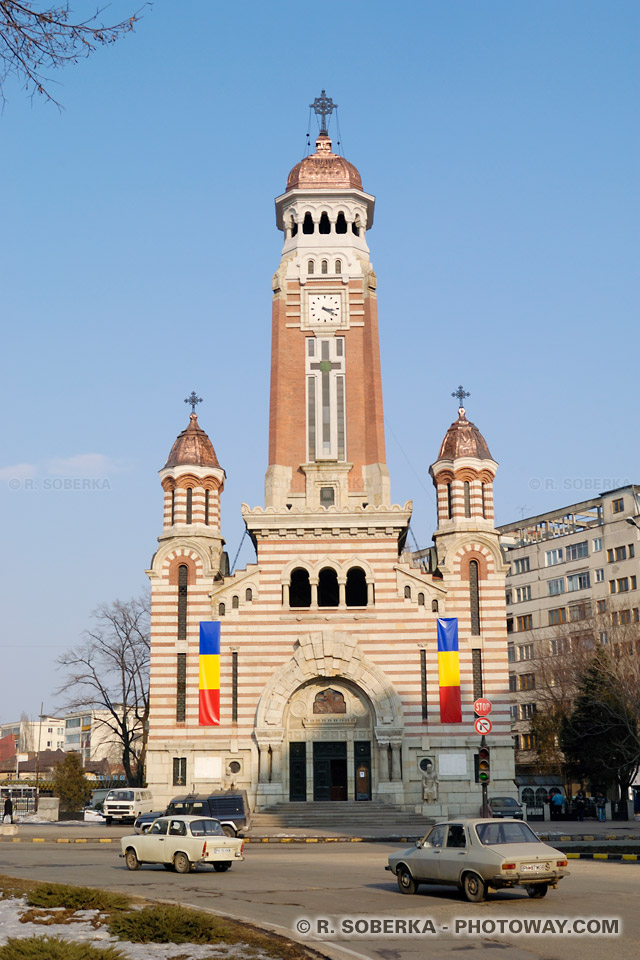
[145,94,515,816]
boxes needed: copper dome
[286,134,362,191]
[437,408,493,462]
[164,413,221,469]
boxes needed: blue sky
[0,0,638,723]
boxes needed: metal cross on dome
[452,385,470,406]
[184,391,203,414]
[310,90,337,135]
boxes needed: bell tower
[265,91,389,512]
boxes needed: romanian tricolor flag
[199,622,221,725]
[437,617,462,723]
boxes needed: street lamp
[626,517,640,532]
[34,703,44,814]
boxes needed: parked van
[103,788,154,824]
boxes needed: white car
[120,816,244,874]
[387,818,569,902]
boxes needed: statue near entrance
[421,758,438,802]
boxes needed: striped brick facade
[145,129,515,815]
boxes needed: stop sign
[474,697,492,716]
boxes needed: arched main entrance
[285,678,373,802]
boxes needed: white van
[103,788,154,824]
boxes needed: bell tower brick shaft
[266,133,389,511]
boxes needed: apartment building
[0,717,65,754]
[498,485,640,772]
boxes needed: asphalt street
[0,840,638,960]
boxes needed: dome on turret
[164,413,221,469]
[437,407,493,462]
[286,134,363,191]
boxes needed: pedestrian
[3,796,13,824]
[550,791,564,819]
[595,791,607,822]
[575,790,586,822]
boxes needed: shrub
[109,904,237,944]
[0,936,127,960]
[26,884,129,914]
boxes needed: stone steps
[251,800,433,835]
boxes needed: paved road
[1,840,638,960]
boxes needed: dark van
[134,790,250,837]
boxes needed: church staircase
[249,800,434,838]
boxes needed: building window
[510,704,518,720]
[464,481,471,518]
[548,577,565,596]
[471,649,483,699]
[346,567,368,606]
[599,631,608,644]
[171,489,175,525]
[431,599,439,612]
[595,568,604,582]
[173,757,187,786]
[404,585,412,599]
[514,557,530,574]
[520,703,537,720]
[177,565,188,641]
[545,548,563,566]
[619,609,632,625]
[176,653,186,724]
[507,644,515,663]
[232,595,239,609]
[446,482,453,519]
[319,486,335,507]
[515,585,531,603]
[629,543,636,558]
[318,567,339,607]
[612,577,630,593]
[612,498,624,514]
[634,608,640,622]
[232,650,238,723]
[290,568,311,607]
[204,489,210,525]
[219,602,226,616]
[521,733,535,751]
[335,211,347,234]
[469,560,480,635]
[245,588,253,602]
[569,602,590,621]
[517,614,533,631]
[549,607,566,625]
[518,643,533,660]
[420,649,428,721]
[509,675,517,692]
[568,572,590,591]
[321,258,328,273]
[593,537,603,551]
[519,673,535,691]
[307,259,315,275]
[186,488,193,524]
[596,599,607,613]
[481,483,487,518]
[319,212,331,235]
[303,213,314,235]
[566,541,588,561]
[417,592,425,606]
[335,258,342,273]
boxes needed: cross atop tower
[451,385,470,407]
[310,89,337,136]
[184,391,203,414]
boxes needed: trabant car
[386,818,568,902]
[120,815,244,874]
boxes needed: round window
[228,761,241,774]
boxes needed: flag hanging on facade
[437,617,462,723]
[199,622,221,725]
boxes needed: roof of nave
[286,133,363,191]
[164,413,221,469]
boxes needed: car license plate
[218,848,232,854]
[521,863,547,873]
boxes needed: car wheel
[213,862,231,872]
[173,851,191,874]
[396,866,418,895]
[462,873,487,903]
[526,884,549,899]
[125,848,141,871]
[221,825,236,838]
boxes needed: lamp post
[34,703,44,813]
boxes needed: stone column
[258,746,269,783]
[310,579,318,607]
[282,582,290,607]
[338,579,346,607]
[367,581,375,606]
[390,742,402,782]
[378,742,390,782]
[271,743,283,781]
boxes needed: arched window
[336,211,347,234]
[432,599,439,613]
[204,489,210,525]
[352,220,360,236]
[177,565,188,641]
[481,483,487,518]
[464,481,471,518]
[186,488,193,524]
[446,482,453,519]
[303,212,314,234]
[318,567,339,607]
[307,259,315,274]
[469,560,480,636]
[219,602,226,617]
[319,212,331,234]
[346,567,367,606]
[290,216,298,237]
[232,595,239,609]
[335,259,341,274]
[290,568,311,607]
[404,585,412,599]
[176,564,188,723]
[245,587,253,602]
[321,259,328,274]
[418,593,425,606]
[170,489,175,525]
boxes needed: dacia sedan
[386,818,568,902]
[120,815,244,874]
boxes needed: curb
[566,852,639,861]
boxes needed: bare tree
[56,595,150,785]
[0,2,149,106]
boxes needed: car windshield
[106,790,134,801]
[149,819,168,835]
[190,819,224,837]
[490,798,519,806]
[476,821,541,845]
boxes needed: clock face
[309,294,342,324]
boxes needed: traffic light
[477,746,491,784]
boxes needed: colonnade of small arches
[306,257,343,275]
[286,209,363,239]
[282,561,374,608]
[433,471,495,523]
[218,584,257,617]
[162,477,222,531]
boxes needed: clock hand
[321,306,337,315]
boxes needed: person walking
[3,796,13,824]
[595,791,607,822]
[550,791,564,819]
[575,790,586,822]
